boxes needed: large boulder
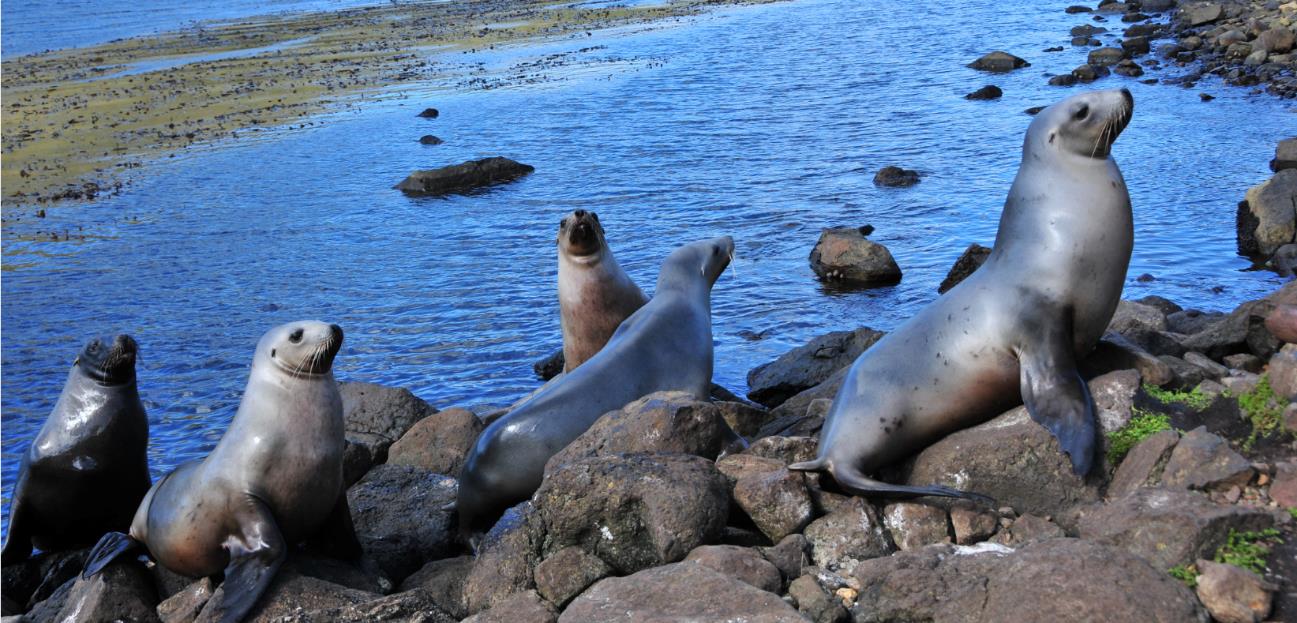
[1180,297,1282,360]
[898,406,1101,520]
[968,51,1030,71]
[346,465,458,582]
[1160,426,1254,492]
[559,561,805,622]
[0,547,89,612]
[1237,169,1297,257]
[462,505,541,616]
[462,590,556,623]
[745,327,884,407]
[1179,3,1223,27]
[25,560,159,623]
[731,463,817,543]
[1273,137,1297,172]
[1076,488,1278,569]
[850,539,1207,622]
[803,498,893,575]
[386,407,483,478]
[199,569,379,623]
[937,243,991,293]
[809,227,902,285]
[534,547,611,608]
[340,382,437,463]
[532,454,729,574]
[544,392,734,474]
[394,157,534,196]
[882,502,951,551]
[1107,429,1181,499]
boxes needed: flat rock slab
[559,561,805,622]
[850,539,1207,622]
[395,157,534,195]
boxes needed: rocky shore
[4,266,1294,622]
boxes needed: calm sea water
[2,0,1293,539]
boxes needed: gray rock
[1083,332,1176,387]
[158,578,215,623]
[968,51,1031,71]
[1180,3,1223,27]
[0,547,89,611]
[1195,559,1277,623]
[1073,63,1111,82]
[1269,343,1297,400]
[1135,295,1183,316]
[809,227,902,285]
[1109,299,1169,335]
[1273,136,1297,172]
[1237,169,1297,258]
[397,556,473,620]
[1184,351,1230,379]
[386,407,482,478]
[788,575,850,623]
[759,534,811,586]
[27,560,159,623]
[849,539,1207,622]
[882,502,950,550]
[545,392,733,475]
[1076,488,1277,569]
[534,547,611,608]
[533,454,729,574]
[938,243,991,294]
[341,382,437,463]
[1108,430,1180,499]
[1161,427,1254,492]
[744,435,819,464]
[1091,369,1142,446]
[1160,355,1211,389]
[803,499,893,575]
[271,590,456,623]
[202,569,378,623]
[715,400,775,438]
[462,590,556,623]
[1142,0,1176,10]
[1268,243,1297,278]
[1167,309,1224,335]
[559,562,805,622]
[1088,46,1127,66]
[394,157,534,196]
[684,545,782,593]
[900,406,1100,520]
[347,465,457,582]
[1223,353,1264,373]
[1255,28,1295,55]
[342,440,377,489]
[991,513,1066,547]
[746,327,883,407]
[1181,297,1282,360]
[462,504,540,616]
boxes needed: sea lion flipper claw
[82,531,141,579]
[1018,314,1097,477]
[213,497,286,623]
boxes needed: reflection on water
[2,0,1292,535]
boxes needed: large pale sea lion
[1,335,150,565]
[791,89,1136,501]
[558,209,648,373]
[458,236,735,537]
[82,321,359,623]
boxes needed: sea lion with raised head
[459,236,735,537]
[791,89,1135,501]
[1,335,151,565]
[558,209,648,373]
[82,321,360,623]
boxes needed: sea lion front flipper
[1018,314,1097,477]
[210,496,286,623]
[82,531,143,578]
[1,489,32,566]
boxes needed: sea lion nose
[574,209,587,218]
[329,324,344,343]
[1120,88,1132,105]
[114,334,138,354]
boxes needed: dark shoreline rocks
[394,156,534,196]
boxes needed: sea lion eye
[1073,104,1090,120]
[289,328,304,344]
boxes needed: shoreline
[0,0,782,224]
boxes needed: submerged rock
[394,157,534,196]
[968,51,1031,72]
[965,85,1003,100]
[872,165,920,187]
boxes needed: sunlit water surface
[3,0,1293,537]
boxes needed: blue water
[2,0,1293,541]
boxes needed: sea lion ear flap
[1017,313,1097,477]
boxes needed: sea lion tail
[82,531,142,579]
[831,466,996,507]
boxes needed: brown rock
[684,545,782,593]
[29,561,160,623]
[394,157,534,196]
[462,504,541,615]
[341,382,437,463]
[744,435,819,464]
[803,499,893,575]
[559,562,804,622]
[158,578,215,623]
[759,534,811,585]
[398,556,474,619]
[202,570,378,623]
[788,575,850,623]
[1108,429,1180,499]
[1270,462,1297,507]
[1269,344,1297,400]
[992,514,1065,547]
[809,227,902,285]
[968,51,1031,71]
[462,590,556,623]
[715,400,775,438]
[1083,332,1175,386]
[1161,427,1254,492]
[1195,560,1277,623]
[1265,304,1297,343]
[733,467,816,543]
[949,506,999,544]
[938,243,991,293]
[544,392,733,474]
[745,327,884,407]
[346,465,458,582]
[386,407,482,477]
[270,590,456,622]
[881,503,950,550]
[533,547,611,608]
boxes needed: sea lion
[82,321,359,623]
[458,236,735,536]
[0,335,150,565]
[791,88,1135,501]
[558,209,648,373]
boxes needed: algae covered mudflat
[0,0,778,218]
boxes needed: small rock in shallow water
[394,156,534,196]
[418,134,443,145]
[964,84,1003,100]
[967,51,1031,72]
[808,227,902,285]
[417,107,439,118]
[871,165,920,187]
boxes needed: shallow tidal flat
[0,0,775,220]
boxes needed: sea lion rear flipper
[82,531,142,578]
[831,465,995,506]
[211,496,286,623]
[1018,315,1097,477]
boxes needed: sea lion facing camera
[558,209,648,373]
[792,89,1136,501]
[1,335,150,565]
[83,321,360,623]
[459,236,735,537]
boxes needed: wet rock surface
[809,227,903,285]
[394,156,534,196]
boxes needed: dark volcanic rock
[417,108,439,118]
[788,574,850,623]
[1108,429,1180,499]
[394,157,534,196]
[850,539,1208,622]
[341,382,437,464]
[1082,332,1176,386]
[387,407,482,478]
[965,85,1003,100]
[272,589,457,623]
[809,227,902,285]
[533,454,729,574]
[938,243,991,293]
[968,51,1031,72]
[346,465,457,582]
[1273,137,1297,172]
[732,464,817,543]
[462,505,540,616]
[1,547,89,611]
[1076,487,1278,570]
[533,348,564,380]
[803,498,893,575]
[200,569,378,623]
[559,562,804,622]
[871,165,920,187]
[1160,426,1253,491]
[398,556,473,619]
[1180,297,1282,360]
[684,545,782,593]
[745,327,884,407]
[534,547,611,608]
[545,391,733,474]
[158,577,215,623]
[26,560,159,623]
[1088,46,1127,66]
[418,134,443,145]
